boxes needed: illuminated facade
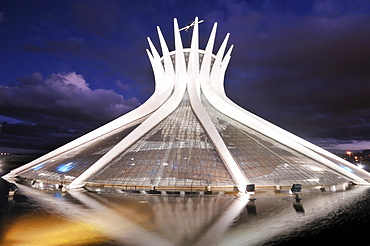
[4,18,370,192]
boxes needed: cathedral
[4,18,370,193]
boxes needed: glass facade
[18,124,140,182]
[88,92,236,187]
[201,93,350,186]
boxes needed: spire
[146,37,164,92]
[173,18,186,78]
[200,22,217,77]
[157,26,174,76]
[188,16,199,75]
[210,33,230,89]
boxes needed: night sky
[0,0,369,154]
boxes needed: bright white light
[305,165,323,172]
[306,178,320,182]
[57,162,74,172]
[32,163,44,170]
[339,164,353,172]
[358,164,364,169]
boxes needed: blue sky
[0,0,369,154]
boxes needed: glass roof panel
[88,92,236,187]
[18,124,140,182]
[201,93,350,186]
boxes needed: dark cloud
[0,72,140,150]
[71,0,123,37]
[24,38,85,54]
[22,11,155,100]
[0,12,4,25]
[0,121,76,151]
[216,1,370,146]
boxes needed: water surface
[1,162,370,245]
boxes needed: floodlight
[246,184,255,193]
[246,184,256,200]
[291,184,302,193]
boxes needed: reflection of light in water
[219,187,369,246]
[3,185,369,246]
[2,214,110,246]
[195,195,250,246]
[150,195,237,243]
[9,184,172,246]
[69,191,173,246]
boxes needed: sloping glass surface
[201,93,350,186]
[88,92,236,187]
[17,124,140,182]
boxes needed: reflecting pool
[1,162,370,245]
